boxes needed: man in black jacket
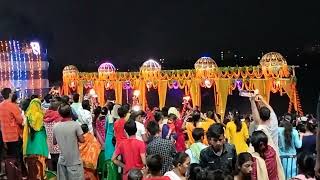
[199,123,237,174]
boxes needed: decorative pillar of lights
[260,52,289,78]
[25,43,35,94]
[8,41,15,85]
[16,41,23,90]
[5,41,11,85]
[140,59,161,90]
[12,41,21,89]
[194,56,218,87]
[30,42,42,96]
[0,41,3,87]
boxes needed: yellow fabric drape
[138,81,147,110]
[189,79,201,108]
[214,79,231,119]
[114,81,123,104]
[158,80,168,110]
[282,80,297,111]
[77,81,84,102]
[63,81,69,95]
[251,79,271,103]
[93,81,105,106]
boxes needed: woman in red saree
[250,130,285,180]
[79,124,102,180]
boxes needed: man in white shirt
[77,100,93,133]
[250,95,278,149]
[130,110,147,142]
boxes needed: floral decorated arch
[62,52,302,118]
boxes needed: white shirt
[77,109,93,133]
[267,111,279,149]
[164,171,181,180]
[135,121,146,141]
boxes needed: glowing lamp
[98,62,116,80]
[140,59,161,79]
[204,79,212,88]
[183,95,191,101]
[30,42,40,55]
[132,105,141,112]
[260,52,289,77]
[194,57,218,78]
[133,90,141,97]
[63,65,79,80]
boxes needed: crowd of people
[0,87,319,180]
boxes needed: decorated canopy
[62,52,302,118]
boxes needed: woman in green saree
[23,98,49,178]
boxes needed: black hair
[1,88,12,99]
[233,109,242,132]
[82,100,90,111]
[61,95,70,104]
[259,107,270,121]
[81,124,89,134]
[11,93,18,103]
[118,106,128,118]
[188,163,204,180]
[306,120,316,133]
[107,101,115,111]
[127,169,143,180]
[282,120,293,150]
[130,110,146,121]
[146,154,162,175]
[168,113,178,121]
[161,106,169,117]
[49,101,62,111]
[122,103,131,112]
[192,128,205,142]
[20,98,31,112]
[101,106,108,116]
[73,93,80,103]
[154,111,163,123]
[297,152,315,178]
[44,94,52,103]
[251,131,268,157]
[206,169,233,180]
[124,119,137,136]
[207,123,225,139]
[147,121,160,136]
[192,110,201,127]
[236,152,253,174]
[58,104,72,118]
[54,96,62,102]
[30,94,39,100]
[172,152,189,167]
[207,111,214,119]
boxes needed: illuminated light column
[8,41,15,85]
[16,41,23,89]
[26,43,35,94]
[0,41,3,87]
[5,41,10,85]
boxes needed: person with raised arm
[250,94,279,150]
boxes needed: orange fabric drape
[158,80,168,110]
[251,79,271,103]
[214,79,231,119]
[282,80,297,111]
[94,81,105,106]
[77,80,84,102]
[63,81,69,95]
[189,79,201,108]
[138,81,147,110]
[114,81,123,105]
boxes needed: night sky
[1,0,320,113]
